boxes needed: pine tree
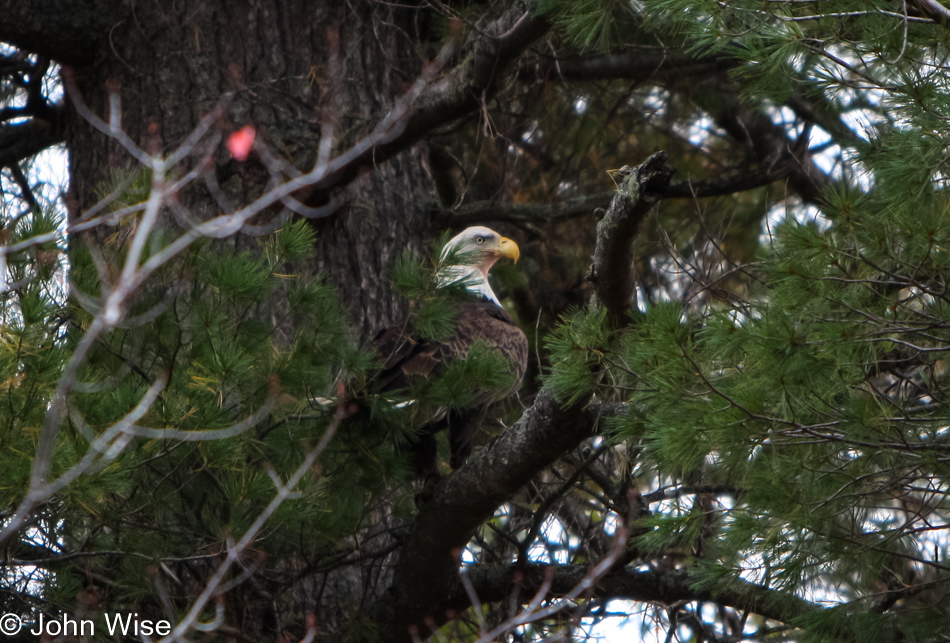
[3,0,950,641]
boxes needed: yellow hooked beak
[495,236,520,263]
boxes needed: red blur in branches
[226,125,256,161]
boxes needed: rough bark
[389,393,609,641]
[58,0,435,339]
[589,151,675,324]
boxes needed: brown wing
[371,321,447,393]
[449,300,528,397]
[370,298,527,475]
[372,299,527,398]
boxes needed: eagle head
[439,226,519,306]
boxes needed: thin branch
[62,68,153,168]
[437,159,800,227]
[0,107,66,167]
[455,564,819,633]
[163,400,351,642]
[6,162,39,212]
[909,0,950,23]
[471,495,633,643]
[290,8,549,208]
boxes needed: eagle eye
[475,236,485,244]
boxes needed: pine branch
[436,158,805,228]
[691,80,832,205]
[452,564,822,631]
[0,0,112,64]
[435,193,613,227]
[390,396,623,642]
[785,91,863,148]
[291,4,550,208]
[7,162,39,212]
[526,47,844,207]
[531,50,735,82]
[589,150,675,324]
[388,159,674,642]
[0,107,66,167]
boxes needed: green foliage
[536,11,950,618]
[490,6,950,634]
[364,234,526,465]
[533,0,630,53]
[419,341,514,410]
[0,215,418,617]
[0,208,68,504]
[589,174,950,627]
[10,0,950,639]
[543,304,613,406]
[390,232,474,341]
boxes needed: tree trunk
[66,0,434,337]
[60,1,436,636]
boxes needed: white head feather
[437,226,520,307]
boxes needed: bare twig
[161,400,351,642]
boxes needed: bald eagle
[372,227,528,479]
